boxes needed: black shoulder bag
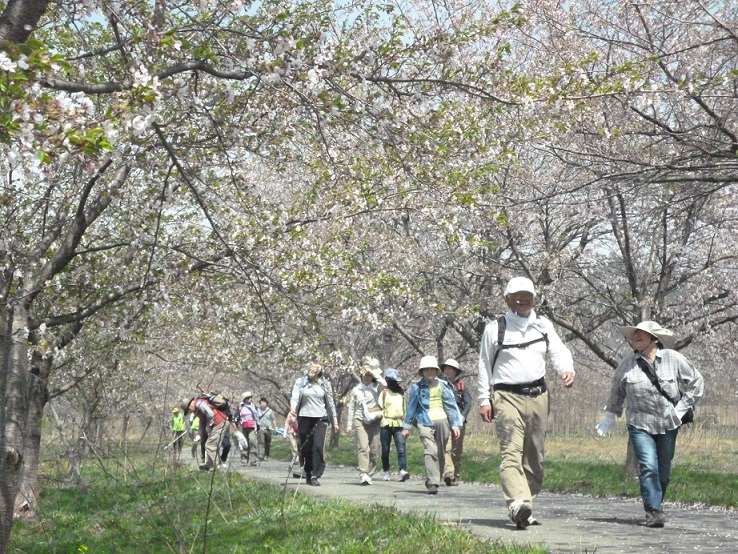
[636,358,694,425]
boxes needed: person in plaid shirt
[596,321,704,528]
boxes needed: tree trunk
[12,354,50,521]
[0,305,32,554]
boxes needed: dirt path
[227,458,737,553]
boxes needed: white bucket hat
[418,355,440,374]
[620,321,675,349]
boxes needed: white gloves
[595,412,617,436]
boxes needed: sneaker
[382,471,391,481]
[645,510,665,528]
[427,484,439,495]
[399,470,410,482]
[509,500,533,530]
[527,517,541,526]
[444,475,453,487]
[360,472,372,486]
[309,477,321,486]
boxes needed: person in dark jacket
[441,358,471,486]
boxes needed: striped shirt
[605,349,704,434]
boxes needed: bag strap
[636,357,678,405]
[490,316,549,370]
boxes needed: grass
[10,427,738,553]
[10,444,546,554]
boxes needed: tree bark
[0,0,52,45]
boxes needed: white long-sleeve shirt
[477,309,574,407]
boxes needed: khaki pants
[443,423,466,480]
[418,420,450,486]
[203,420,228,470]
[352,418,381,475]
[494,390,549,508]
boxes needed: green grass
[10,446,546,554]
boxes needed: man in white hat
[440,358,471,486]
[477,276,575,528]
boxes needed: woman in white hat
[346,357,386,485]
[596,321,704,528]
[402,356,463,494]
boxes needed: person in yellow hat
[170,407,186,460]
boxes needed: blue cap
[384,368,401,382]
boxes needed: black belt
[493,378,547,397]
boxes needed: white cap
[504,277,536,297]
[418,355,440,372]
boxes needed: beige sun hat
[620,321,675,349]
[242,390,254,400]
[441,358,462,374]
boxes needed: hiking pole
[164,431,188,450]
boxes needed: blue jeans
[380,426,407,472]
[628,425,679,512]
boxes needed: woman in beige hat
[346,357,386,485]
[402,355,463,494]
[596,321,704,528]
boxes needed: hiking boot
[427,484,439,495]
[509,500,533,530]
[360,472,372,486]
[399,470,410,482]
[309,477,321,486]
[382,471,391,481]
[444,475,453,487]
[645,510,665,528]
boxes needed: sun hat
[441,358,462,374]
[418,355,440,374]
[172,407,180,414]
[504,276,536,297]
[242,390,254,400]
[384,368,401,382]
[180,397,194,413]
[620,321,675,349]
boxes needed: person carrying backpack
[441,358,471,486]
[182,392,230,471]
[477,276,575,529]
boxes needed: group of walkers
[172,275,705,530]
[312,276,704,531]
[172,391,277,471]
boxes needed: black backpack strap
[490,316,507,370]
[490,315,549,371]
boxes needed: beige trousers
[443,423,466,480]
[418,419,450,486]
[352,418,381,475]
[494,389,549,507]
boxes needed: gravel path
[225,459,737,553]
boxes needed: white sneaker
[508,500,532,529]
[399,470,410,482]
[360,472,373,486]
[382,471,391,481]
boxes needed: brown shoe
[645,510,665,528]
[427,484,439,495]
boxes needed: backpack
[490,315,549,370]
[200,392,230,412]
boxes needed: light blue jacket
[403,378,463,431]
